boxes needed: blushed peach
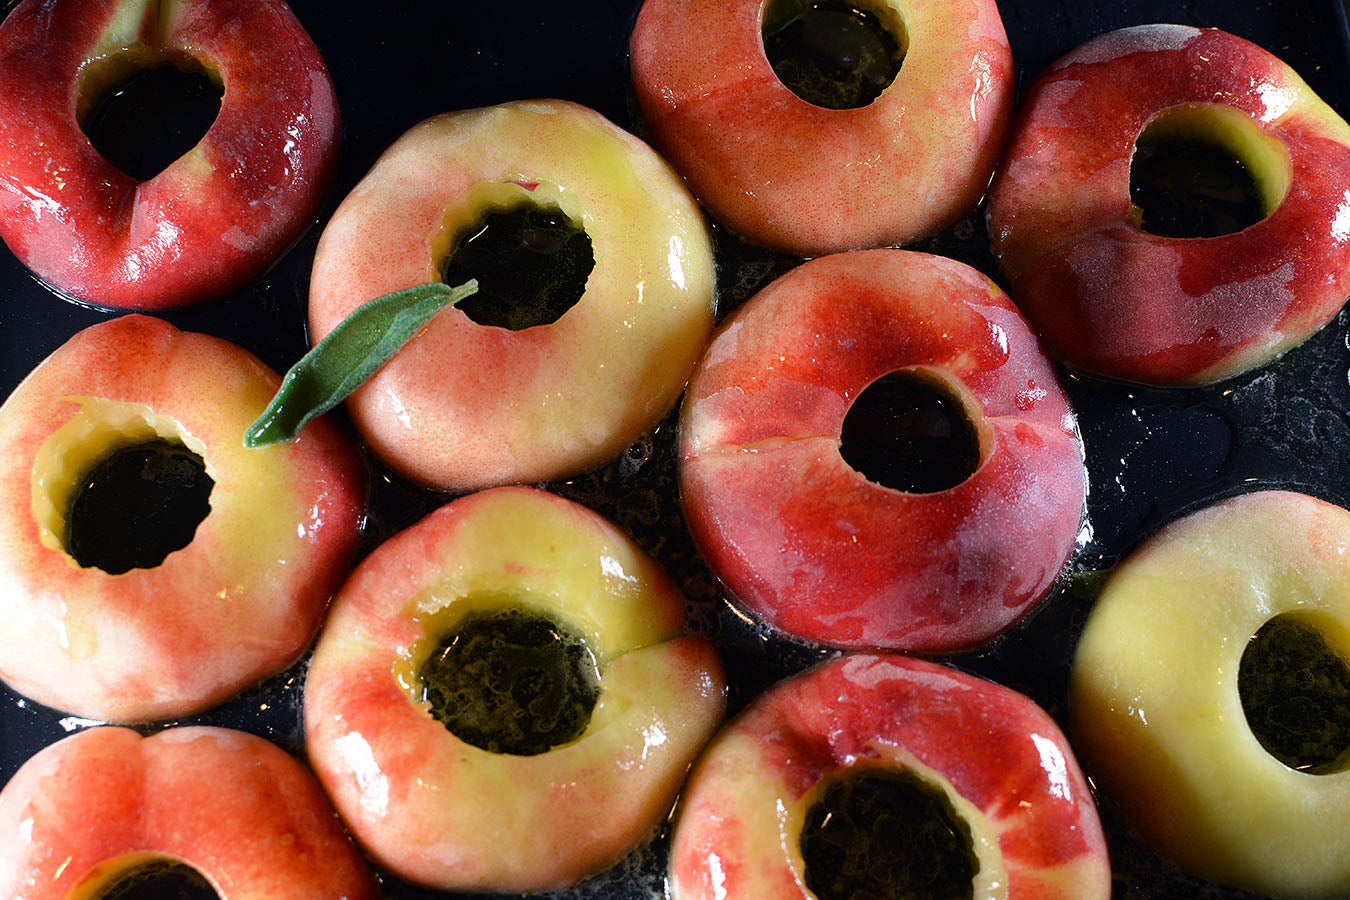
[669,652,1111,900]
[308,99,715,492]
[630,0,1014,256]
[0,726,378,900]
[305,486,726,892]
[0,314,365,722]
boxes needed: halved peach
[680,250,1085,653]
[305,485,726,892]
[988,25,1350,385]
[670,653,1110,900]
[0,0,340,309]
[631,0,1014,255]
[1072,490,1350,898]
[308,99,715,492]
[0,726,378,900]
[0,315,365,722]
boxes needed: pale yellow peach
[1072,490,1350,898]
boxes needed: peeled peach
[0,315,364,722]
[988,25,1350,385]
[0,0,340,309]
[305,486,726,892]
[680,250,1085,653]
[1072,490,1350,899]
[308,99,715,492]
[0,726,378,900]
[631,0,1014,255]
[670,653,1111,900]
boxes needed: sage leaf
[244,280,478,447]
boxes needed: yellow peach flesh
[1072,490,1350,899]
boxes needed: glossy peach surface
[305,486,726,892]
[0,315,364,722]
[0,725,378,900]
[1072,490,1350,899]
[680,250,1085,653]
[630,0,1013,256]
[308,99,715,492]
[669,652,1110,900]
[987,24,1350,385]
[0,0,339,310]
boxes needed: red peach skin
[0,0,339,309]
[631,0,1013,256]
[669,653,1111,900]
[680,250,1085,653]
[0,315,365,722]
[987,25,1350,385]
[0,726,378,900]
[305,486,726,892]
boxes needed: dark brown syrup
[418,606,601,755]
[66,440,213,574]
[839,370,980,493]
[763,0,903,109]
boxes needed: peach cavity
[761,0,907,109]
[77,47,223,181]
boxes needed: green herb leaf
[244,280,478,447]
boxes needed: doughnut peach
[0,726,378,900]
[0,315,364,722]
[987,25,1350,385]
[679,250,1085,653]
[308,99,715,492]
[305,486,726,892]
[630,0,1014,256]
[669,652,1111,900]
[0,0,340,309]
[1072,490,1350,899]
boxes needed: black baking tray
[3,1,1350,898]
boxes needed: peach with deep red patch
[679,250,1085,653]
[0,726,378,899]
[0,314,364,722]
[0,0,340,309]
[630,0,1014,256]
[987,25,1350,385]
[669,652,1111,900]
